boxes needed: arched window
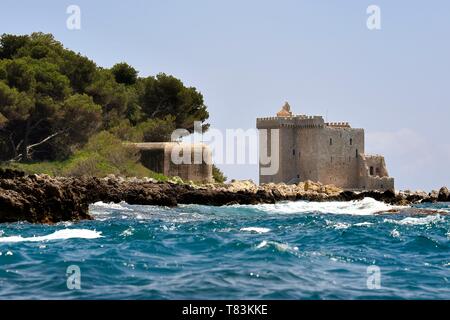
[329,138,333,146]
[350,138,353,145]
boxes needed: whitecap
[333,222,351,230]
[120,227,135,237]
[240,227,271,234]
[91,201,133,211]
[353,222,374,227]
[0,229,102,243]
[248,198,406,216]
[256,240,268,248]
[161,224,177,231]
[384,215,444,226]
[390,229,401,238]
[325,220,351,230]
[255,240,298,252]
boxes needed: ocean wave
[91,201,133,211]
[120,227,135,237]
[390,229,401,238]
[353,222,374,227]
[240,227,271,234]
[250,197,404,216]
[325,220,374,230]
[0,229,102,243]
[256,240,299,253]
[384,215,444,226]
[325,220,350,229]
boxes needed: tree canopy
[0,32,209,162]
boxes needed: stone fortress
[257,102,394,191]
[134,142,213,183]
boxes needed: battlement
[325,122,350,128]
[257,101,394,191]
[257,115,323,121]
[365,154,385,159]
[256,115,325,129]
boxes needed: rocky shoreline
[0,169,448,223]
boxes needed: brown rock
[438,187,449,202]
[0,172,444,223]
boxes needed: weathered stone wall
[296,127,321,183]
[257,112,394,191]
[258,116,325,184]
[357,154,394,191]
[364,155,389,177]
[315,126,364,189]
[133,143,213,183]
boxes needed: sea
[0,198,449,299]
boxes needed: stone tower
[257,103,394,191]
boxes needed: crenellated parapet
[257,102,394,191]
[256,115,325,129]
[325,122,350,128]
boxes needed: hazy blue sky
[1,0,449,190]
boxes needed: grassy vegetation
[3,131,168,181]
[0,33,228,185]
[212,165,227,183]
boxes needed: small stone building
[257,102,394,191]
[133,142,213,183]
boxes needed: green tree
[0,32,211,166]
[139,73,209,134]
[111,62,138,85]
[135,115,176,142]
[86,69,129,129]
[0,34,29,59]
[49,94,102,159]
[5,59,35,92]
[212,165,227,183]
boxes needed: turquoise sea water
[0,198,449,299]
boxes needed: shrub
[212,165,227,183]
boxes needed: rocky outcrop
[0,170,448,223]
[438,187,450,202]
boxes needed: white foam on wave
[256,240,299,252]
[0,229,102,243]
[240,227,271,234]
[384,215,444,226]
[390,229,401,238]
[325,220,374,230]
[91,201,133,211]
[250,197,405,216]
[353,222,374,227]
[120,227,135,237]
[325,220,350,229]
